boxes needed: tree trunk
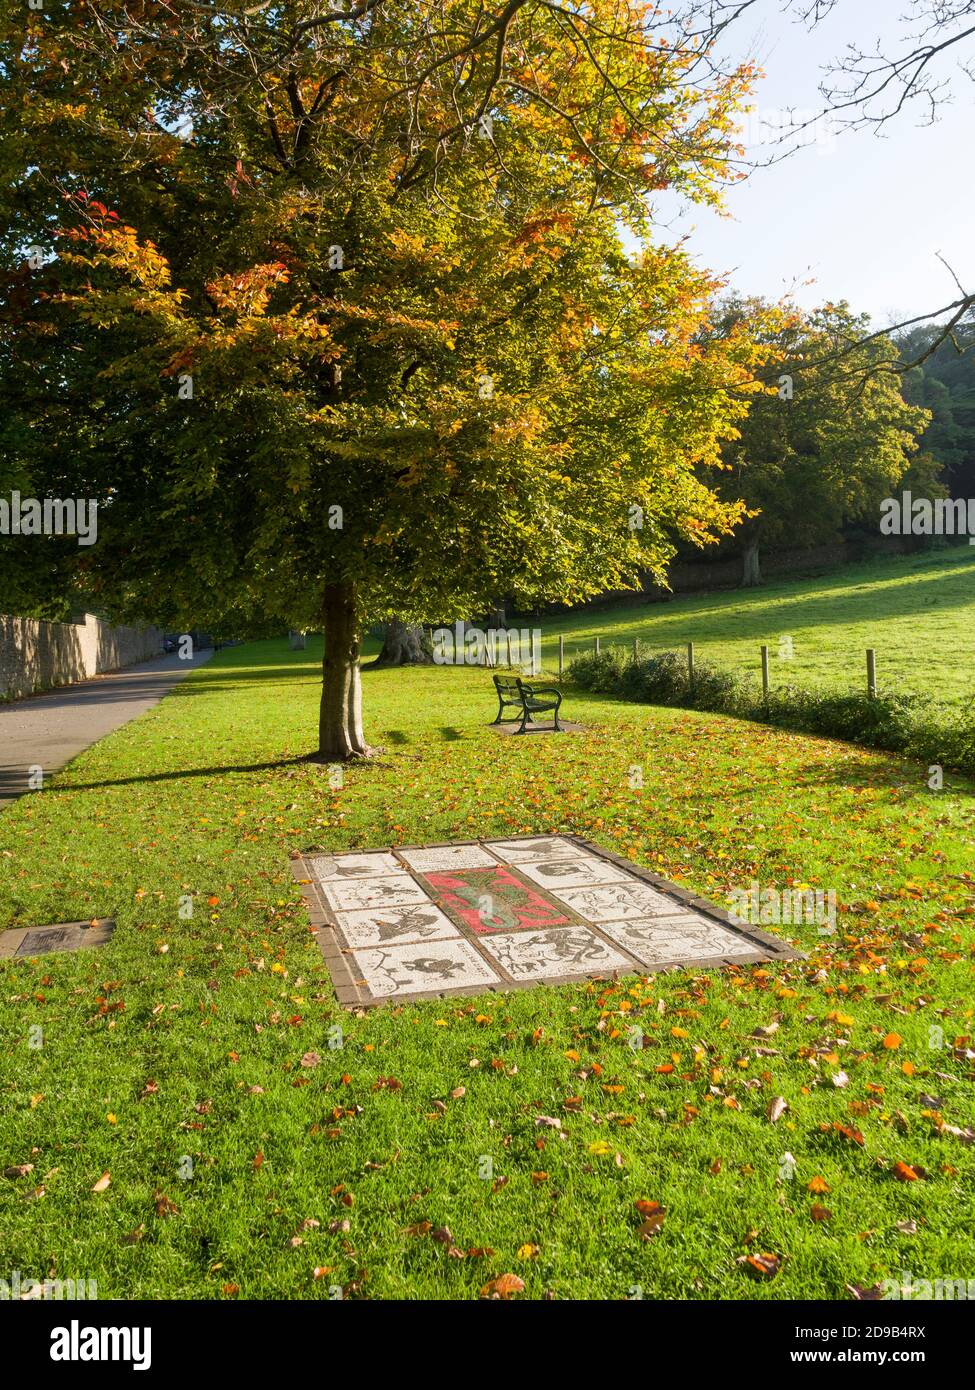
[741,542,762,587]
[318,583,372,760]
[375,617,432,666]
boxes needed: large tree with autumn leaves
[1,0,775,758]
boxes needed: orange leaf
[480,1273,525,1300]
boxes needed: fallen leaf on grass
[810,1205,832,1223]
[91,1171,111,1193]
[892,1161,923,1182]
[154,1190,179,1218]
[634,1199,663,1217]
[3,1164,34,1178]
[739,1252,782,1279]
[480,1273,525,1300]
[820,1122,864,1146]
[767,1097,788,1124]
[637,1212,665,1238]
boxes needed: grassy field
[534,547,975,706]
[1,639,974,1300]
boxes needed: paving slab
[0,650,213,807]
[0,918,115,958]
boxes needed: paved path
[0,650,213,807]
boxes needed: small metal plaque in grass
[291,836,803,1009]
[0,919,115,959]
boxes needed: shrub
[567,647,975,779]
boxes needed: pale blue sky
[650,0,975,329]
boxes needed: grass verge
[1,639,974,1300]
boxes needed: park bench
[491,675,564,733]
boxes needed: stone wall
[0,613,163,701]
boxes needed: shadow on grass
[40,755,314,794]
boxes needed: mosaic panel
[292,837,802,1008]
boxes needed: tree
[707,300,931,585]
[2,1,774,757]
[899,318,975,499]
[375,620,433,667]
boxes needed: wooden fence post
[558,634,564,679]
[687,642,695,688]
[866,648,877,699]
[761,644,770,699]
[594,636,600,655]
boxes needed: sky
[648,0,975,331]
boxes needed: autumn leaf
[820,1121,864,1146]
[634,1199,662,1217]
[740,1252,782,1279]
[154,1190,179,1217]
[91,1171,111,1193]
[480,1273,525,1300]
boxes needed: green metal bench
[491,675,564,734]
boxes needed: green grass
[1,639,975,1300]
[535,547,975,706]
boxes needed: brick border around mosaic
[291,836,804,1009]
